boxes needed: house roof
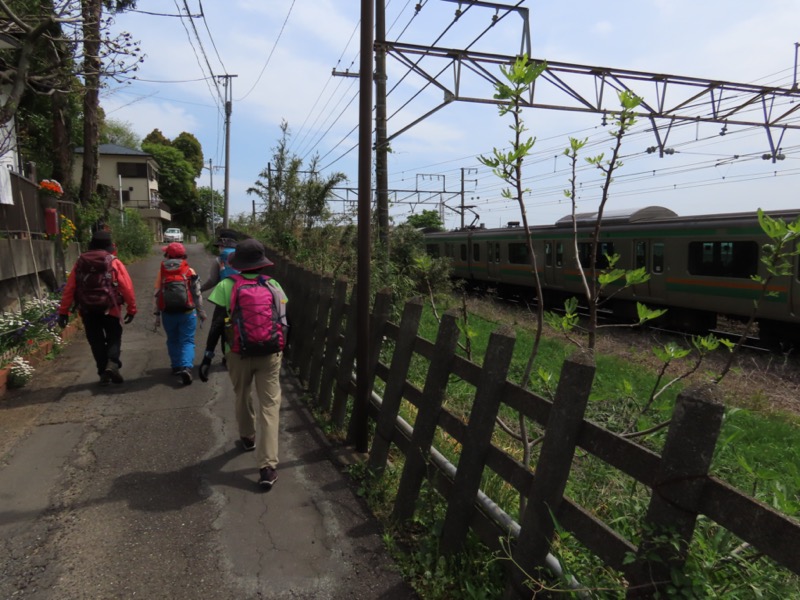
[75,143,152,157]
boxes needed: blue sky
[104,1,800,230]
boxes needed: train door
[647,240,667,302]
[633,240,652,297]
[487,241,500,281]
[543,241,555,285]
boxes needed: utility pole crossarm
[384,42,800,131]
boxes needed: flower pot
[41,195,58,210]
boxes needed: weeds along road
[0,242,415,600]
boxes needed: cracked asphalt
[0,243,416,600]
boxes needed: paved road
[0,243,416,600]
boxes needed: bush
[111,210,153,260]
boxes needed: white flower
[8,356,34,388]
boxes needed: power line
[237,0,297,101]
[175,0,224,104]
[198,0,227,74]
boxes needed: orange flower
[39,179,64,195]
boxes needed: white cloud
[105,0,800,230]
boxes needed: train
[422,206,800,345]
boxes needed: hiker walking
[153,242,206,385]
[57,230,137,385]
[198,239,288,489]
[199,230,241,294]
[200,233,241,361]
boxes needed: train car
[423,207,800,344]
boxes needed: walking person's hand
[57,314,69,329]
[123,313,135,324]
[152,313,161,332]
[199,351,213,382]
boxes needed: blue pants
[161,311,197,369]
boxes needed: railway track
[473,288,780,354]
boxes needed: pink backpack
[228,274,287,356]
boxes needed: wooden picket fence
[270,254,800,598]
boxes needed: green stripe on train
[666,282,786,302]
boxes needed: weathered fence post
[331,285,359,428]
[318,278,348,412]
[297,273,327,384]
[626,384,724,598]
[291,267,315,373]
[347,287,393,443]
[440,325,516,556]
[506,349,596,598]
[284,263,306,364]
[392,311,460,524]
[368,297,424,476]
[307,275,334,401]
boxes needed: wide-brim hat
[214,237,237,248]
[162,242,187,258]
[89,229,114,251]
[229,239,273,271]
[91,230,113,244]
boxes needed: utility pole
[375,0,389,251]
[354,0,374,454]
[208,158,214,237]
[460,167,477,229]
[217,74,237,229]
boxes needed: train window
[687,241,758,278]
[494,243,501,262]
[426,244,440,258]
[635,241,647,270]
[460,244,467,261]
[545,242,552,267]
[578,242,615,269]
[473,243,480,261]
[556,242,564,267]
[508,243,528,264]
[652,243,664,273]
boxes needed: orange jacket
[59,253,137,320]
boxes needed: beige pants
[225,351,282,469]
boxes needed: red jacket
[59,253,137,320]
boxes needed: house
[73,143,171,240]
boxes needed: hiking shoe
[179,368,193,385]
[99,370,112,386]
[240,436,255,452]
[105,362,123,384]
[258,467,278,489]
[171,367,181,375]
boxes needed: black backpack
[73,250,122,314]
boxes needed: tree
[100,118,140,149]
[76,0,141,203]
[0,0,139,192]
[405,209,443,231]
[142,142,198,228]
[0,1,141,120]
[197,185,223,230]
[172,132,203,178]
[142,128,170,147]
[247,121,347,250]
